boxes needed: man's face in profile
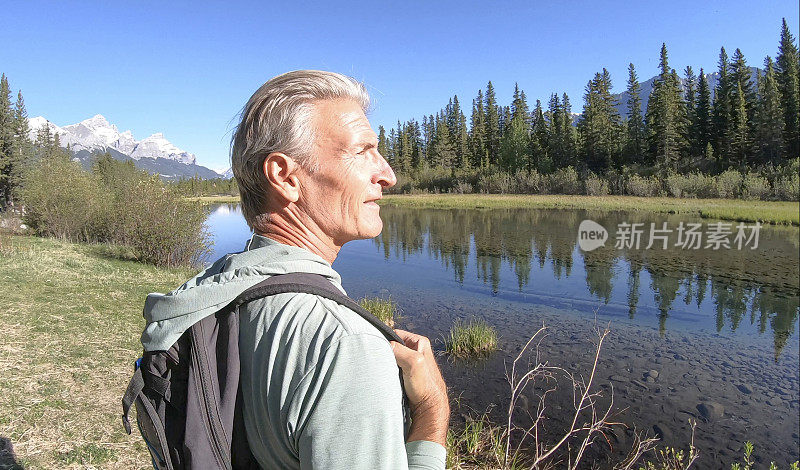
[296,98,397,247]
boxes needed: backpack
[122,272,405,470]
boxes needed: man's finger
[391,341,418,369]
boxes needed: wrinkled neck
[256,205,339,265]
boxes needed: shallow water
[205,203,800,467]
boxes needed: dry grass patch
[0,235,195,469]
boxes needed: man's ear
[262,152,300,203]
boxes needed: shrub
[478,172,514,194]
[414,166,457,193]
[548,166,581,194]
[626,174,662,197]
[452,181,474,194]
[585,173,610,196]
[774,173,799,201]
[113,176,211,267]
[715,170,743,198]
[512,170,544,194]
[357,297,397,327]
[741,172,770,200]
[20,153,112,242]
[665,173,685,198]
[20,153,210,267]
[445,317,498,358]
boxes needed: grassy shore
[0,235,195,469]
[189,193,799,226]
[380,194,800,226]
[185,195,240,204]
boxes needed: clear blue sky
[1,1,797,171]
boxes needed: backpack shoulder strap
[233,273,403,344]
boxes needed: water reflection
[374,207,800,359]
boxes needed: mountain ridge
[27,115,227,180]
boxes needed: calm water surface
[205,203,800,467]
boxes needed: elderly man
[139,71,449,469]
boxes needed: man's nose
[373,152,397,188]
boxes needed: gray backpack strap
[234,273,403,344]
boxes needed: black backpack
[122,272,405,470]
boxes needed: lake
[205,203,800,468]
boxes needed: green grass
[447,414,525,470]
[185,195,240,204]
[0,234,196,469]
[445,317,499,359]
[380,194,800,226]
[357,296,398,327]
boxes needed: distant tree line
[171,174,238,197]
[379,19,799,200]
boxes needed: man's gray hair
[230,70,370,232]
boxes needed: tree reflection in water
[373,206,799,359]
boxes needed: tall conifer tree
[713,47,733,167]
[684,66,699,161]
[0,74,14,206]
[755,57,784,164]
[579,69,622,172]
[530,99,550,172]
[469,90,487,168]
[695,69,714,167]
[625,63,646,164]
[646,44,687,171]
[484,82,500,166]
[776,18,799,159]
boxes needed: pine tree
[431,112,456,169]
[484,82,500,167]
[423,114,435,164]
[377,125,388,159]
[510,83,531,130]
[579,69,622,172]
[0,74,15,206]
[409,119,422,169]
[547,93,564,167]
[713,47,733,167]
[776,18,799,159]
[695,69,714,167]
[448,96,469,168]
[387,128,397,166]
[646,44,688,171]
[455,108,469,168]
[684,66,699,161]
[397,120,412,172]
[730,80,751,169]
[11,90,32,197]
[561,93,577,166]
[469,90,487,168]
[755,57,784,164]
[530,99,550,172]
[500,87,531,172]
[729,48,757,162]
[624,63,646,164]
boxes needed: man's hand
[391,329,450,446]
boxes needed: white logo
[577,220,608,252]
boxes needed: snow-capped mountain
[26,115,220,180]
[217,167,234,179]
[28,114,197,165]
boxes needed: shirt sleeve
[288,333,445,470]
